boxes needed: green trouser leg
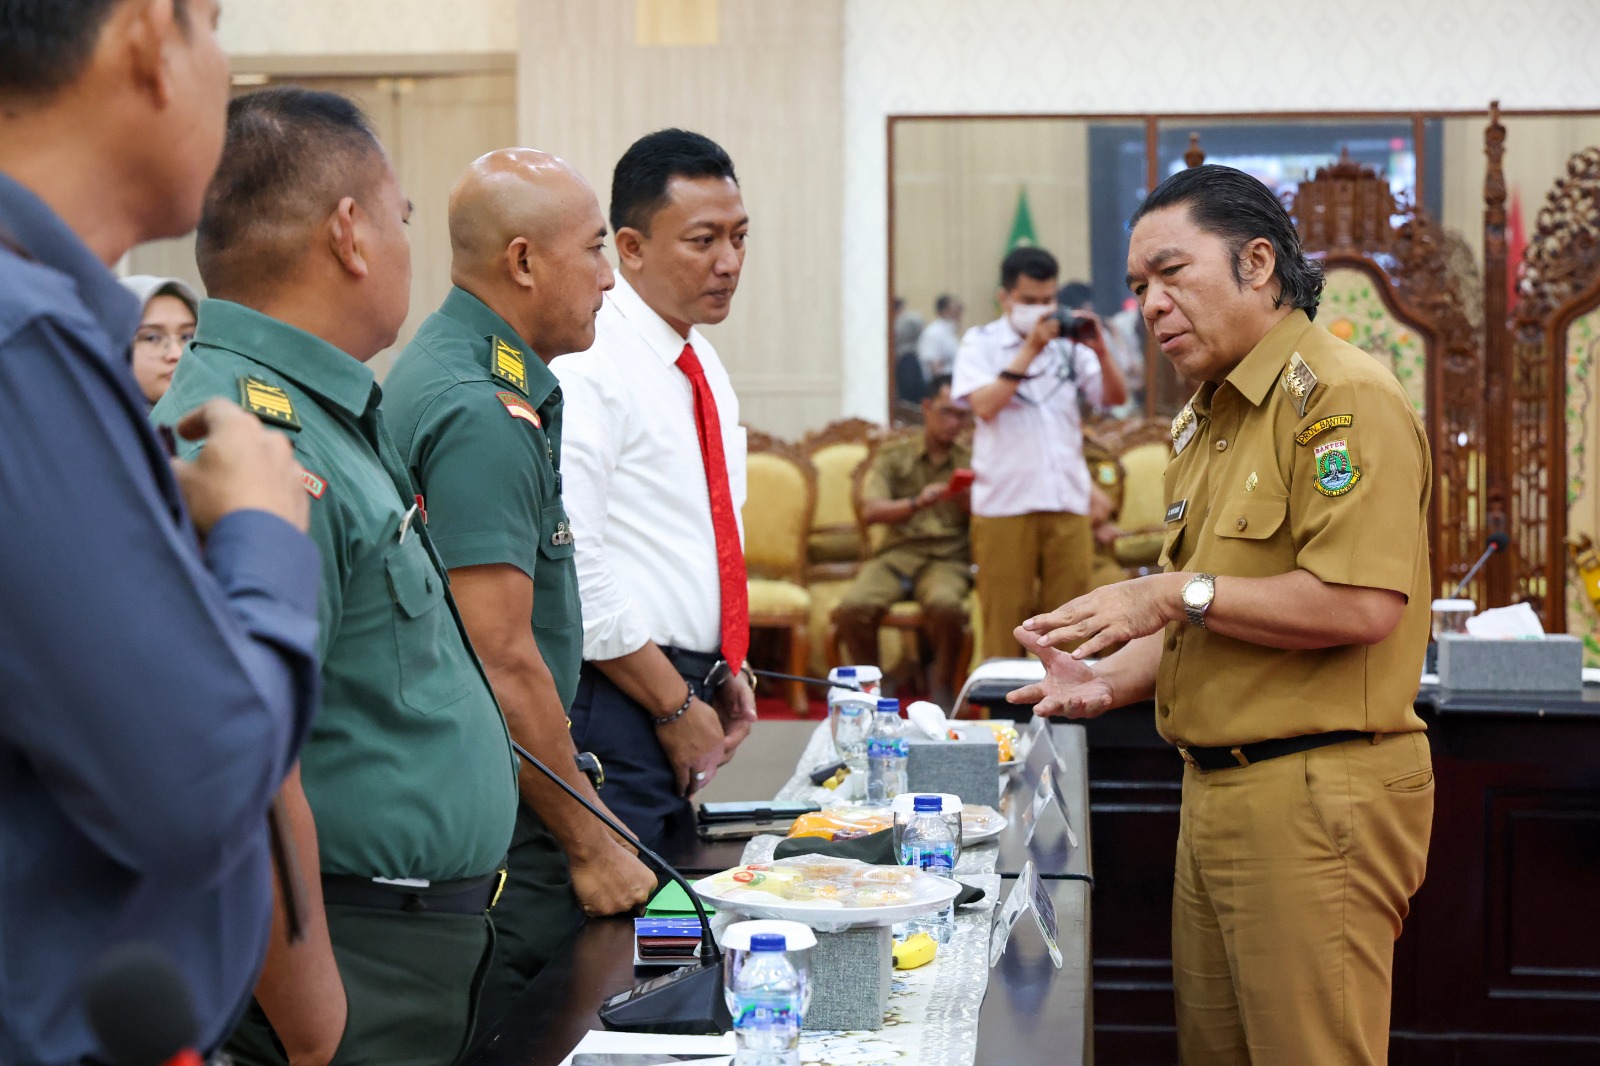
[226,905,494,1066]
[469,804,585,1054]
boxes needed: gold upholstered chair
[1108,418,1175,575]
[742,428,817,714]
[802,418,883,583]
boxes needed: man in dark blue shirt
[0,3,321,1064]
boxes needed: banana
[892,932,937,970]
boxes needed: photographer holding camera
[952,246,1128,658]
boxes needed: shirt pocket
[533,501,579,630]
[385,535,469,715]
[1210,494,1288,542]
[1158,520,1186,569]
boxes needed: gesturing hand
[1004,626,1116,719]
[1019,573,1184,660]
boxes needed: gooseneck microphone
[749,667,861,691]
[1451,532,1512,599]
[509,741,731,1034]
[84,943,203,1066]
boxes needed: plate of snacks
[786,803,1008,846]
[949,720,1021,769]
[693,855,961,930]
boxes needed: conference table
[470,720,1094,1066]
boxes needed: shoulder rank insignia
[1313,438,1361,496]
[1295,413,1353,446]
[1280,352,1318,418]
[1170,403,1198,455]
[299,467,328,500]
[491,337,528,393]
[238,376,300,431]
[550,520,575,547]
[496,390,541,428]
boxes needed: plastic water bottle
[729,933,803,1066]
[827,664,883,695]
[865,698,909,803]
[899,795,958,944]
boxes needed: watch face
[1183,580,1210,607]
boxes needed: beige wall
[218,0,515,56]
[518,0,845,439]
[892,119,1092,334]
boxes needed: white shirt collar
[608,274,704,366]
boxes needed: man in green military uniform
[152,88,518,1066]
[834,375,972,707]
[383,148,657,1045]
[1009,165,1433,1065]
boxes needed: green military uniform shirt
[152,299,518,882]
[1156,310,1431,748]
[860,435,973,574]
[380,287,581,708]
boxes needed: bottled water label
[867,737,909,758]
[902,842,955,876]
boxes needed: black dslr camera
[1052,311,1096,343]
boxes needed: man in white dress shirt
[953,246,1128,658]
[917,293,963,382]
[552,129,756,848]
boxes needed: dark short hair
[1131,164,1324,319]
[610,128,738,236]
[0,0,188,102]
[1058,281,1094,310]
[1000,246,1059,290]
[934,294,958,315]
[925,373,953,398]
[197,87,386,295]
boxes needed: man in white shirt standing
[552,129,756,849]
[917,293,963,382]
[953,246,1128,659]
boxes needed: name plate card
[1019,763,1078,849]
[988,859,1063,969]
[1020,717,1063,792]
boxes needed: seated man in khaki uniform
[1010,164,1433,1066]
[834,375,971,708]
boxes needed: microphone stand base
[599,957,731,1035]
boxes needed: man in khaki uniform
[1008,164,1434,1066]
[834,375,972,707]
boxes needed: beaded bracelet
[653,681,694,727]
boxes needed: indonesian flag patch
[497,391,541,428]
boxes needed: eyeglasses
[134,328,195,350]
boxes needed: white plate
[693,863,962,931]
[961,805,1008,844]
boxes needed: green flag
[1007,186,1037,249]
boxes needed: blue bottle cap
[876,698,900,713]
[835,666,856,677]
[912,795,943,813]
[749,933,787,952]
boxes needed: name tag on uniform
[1165,499,1187,524]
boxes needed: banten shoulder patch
[1170,403,1198,455]
[1313,438,1361,497]
[1295,413,1354,446]
[491,337,528,393]
[497,390,542,428]
[1280,352,1318,418]
[238,376,300,431]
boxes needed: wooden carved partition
[1286,150,1489,604]
[1507,139,1600,635]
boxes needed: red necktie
[676,343,750,670]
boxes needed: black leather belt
[661,645,728,699]
[320,869,506,914]
[1178,730,1373,772]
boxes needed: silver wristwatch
[1181,573,1216,628]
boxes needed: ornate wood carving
[1482,101,1517,612]
[1507,141,1600,629]
[1288,153,1488,603]
[800,417,884,454]
[1183,132,1205,169]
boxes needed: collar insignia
[1280,352,1318,417]
[1171,403,1198,455]
[238,376,300,431]
[491,337,528,393]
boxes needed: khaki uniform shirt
[153,300,518,881]
[382,287,582,709]
[860,435,973,574]
[1155,310,1431,748]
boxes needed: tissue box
[805,925,892,1031]
[1437,633,1583,693]
[906,734,1000,808]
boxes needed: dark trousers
[226,905,494,1066]
[468,804,584,1055]
[568,658,712,851]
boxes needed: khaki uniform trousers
[1172,731,1434,1066]
[969,511,1092,659]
